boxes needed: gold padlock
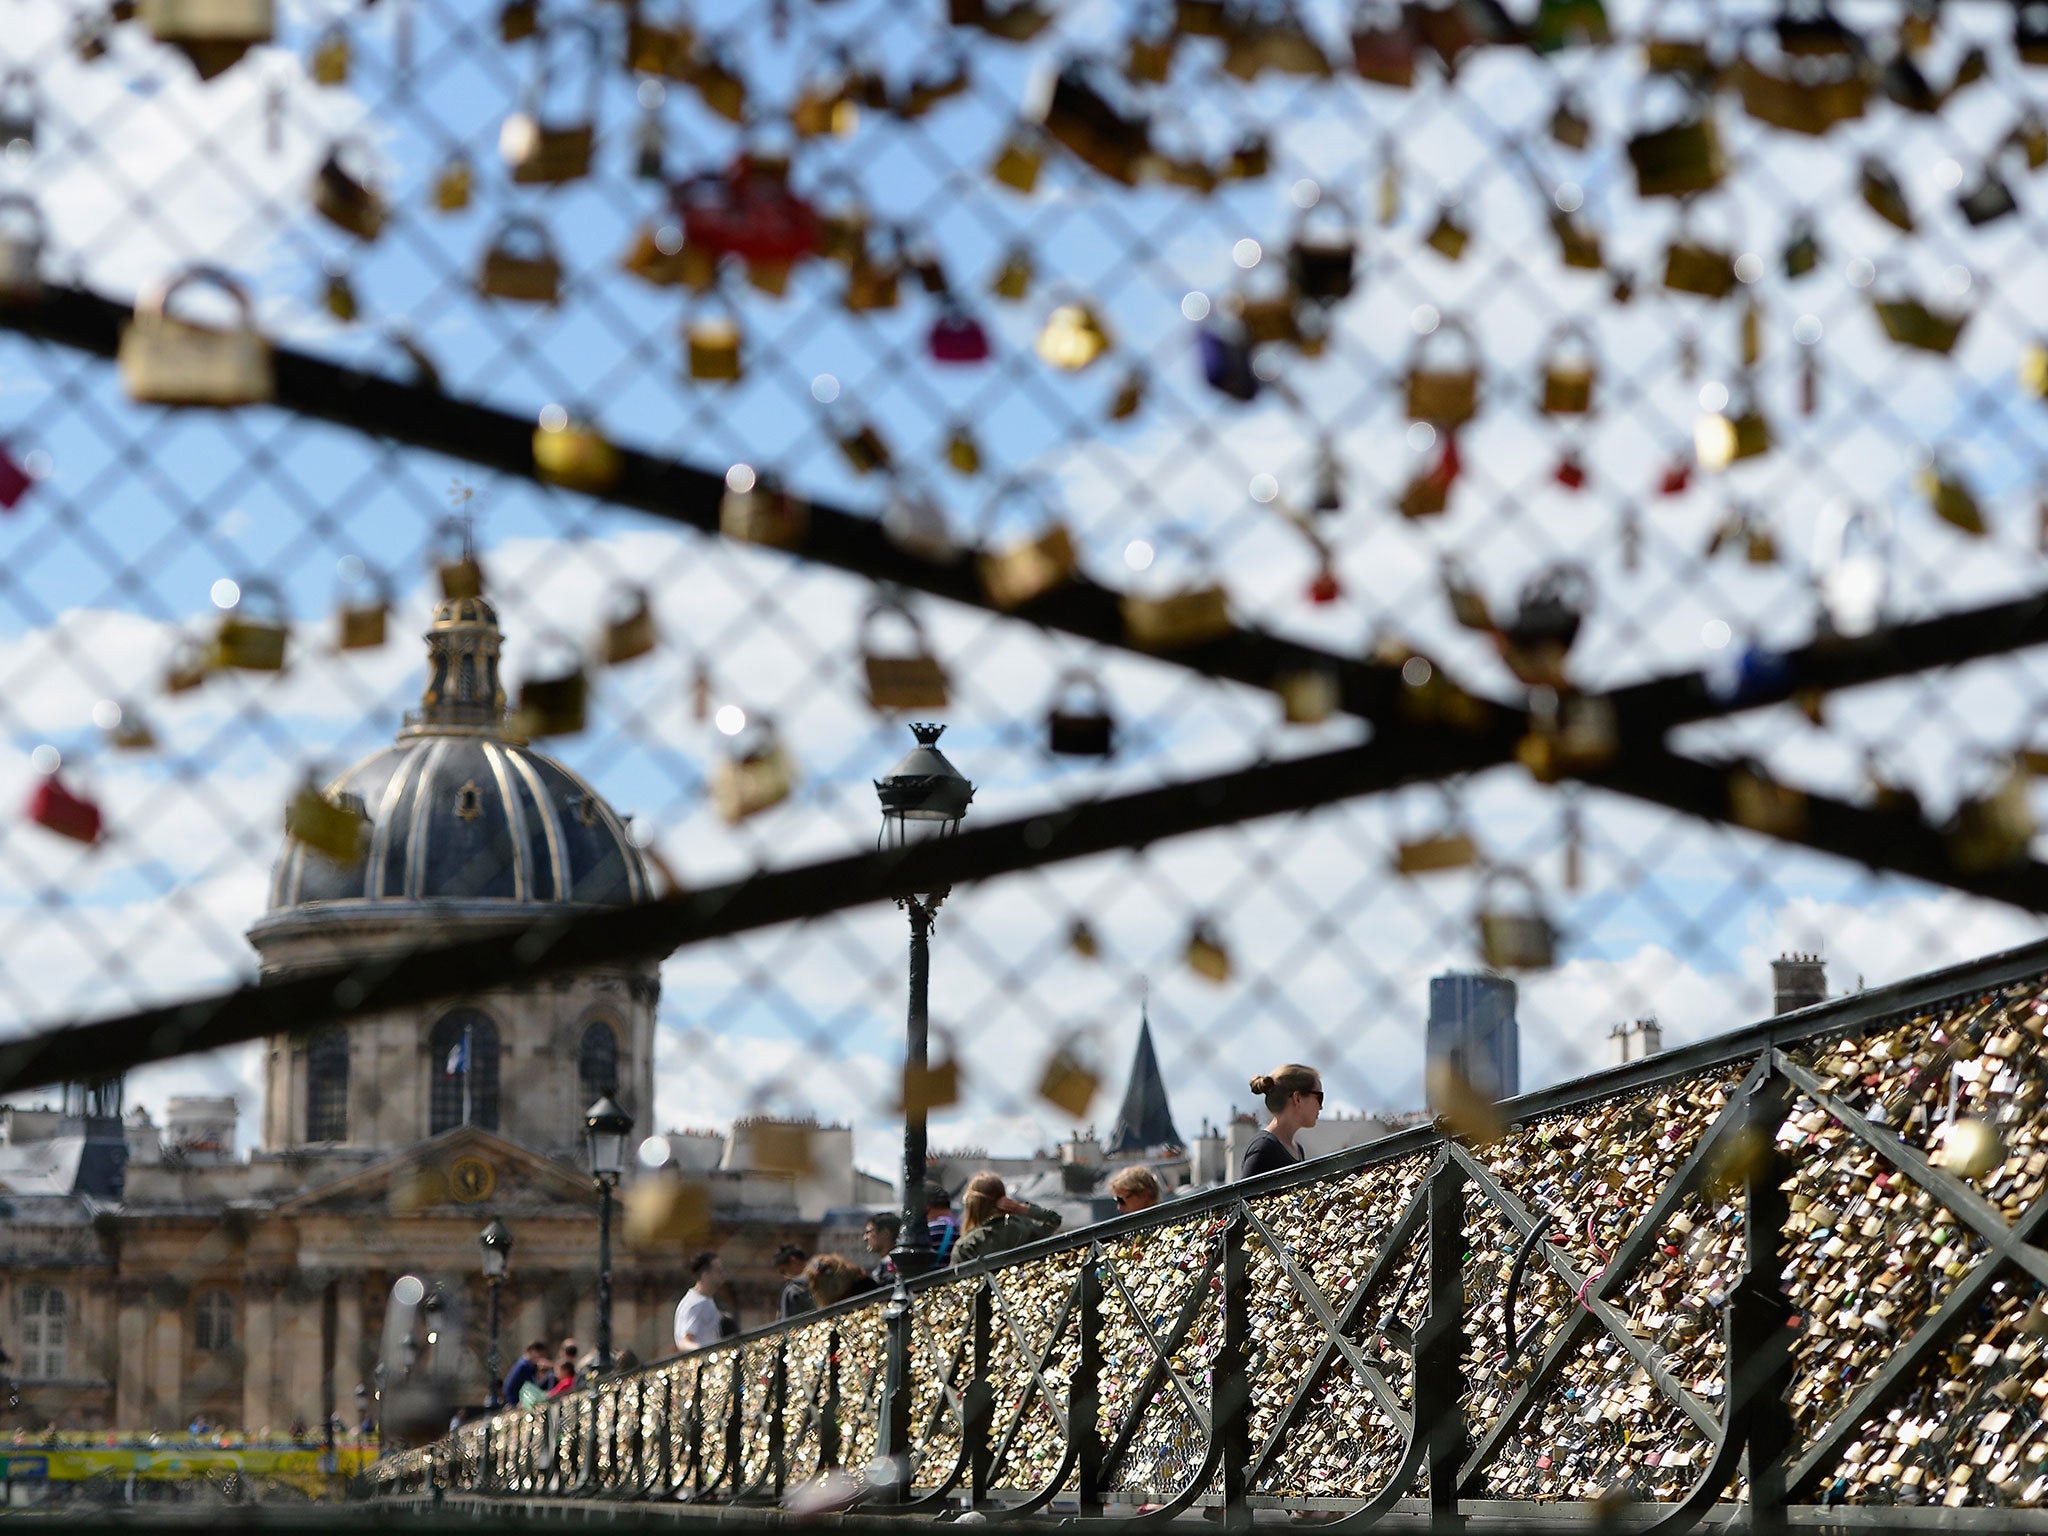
[898,1053,962,1115]
[285,778,367,865]
[1476,867,1557,969]
[1035,59,1153,186]
[1626,107,1726,199]
[711,718,794,823]
[621,222,704,289]
[989,244,1034,301]
[1120,584,1231,650]
[719,465,808,551]
[501,17,602,185]
[1734,49,1866,136]
[1873,294,1968,355]
[1425,206,1470,261]
[1404,317,1481,425]
[139,0,273,80]
[512,656,588,738]
[1949,759,2034,871]
[1549,209,1603,270]
[843,246,901,312]
[162,635,213,695]
[119,266,274,407]
[1859,156,1915,231]
[684,303,743,382]
[311,142,385,242]
[213,578,289,672]
[1919,455,1986,535]
[836,421,892,475]
[104,702,157,752]
[435,517,484,601]
[1109,368,1147,420]
[431,152,472,213]
[989,127,1046,193]
[945,424,982,475]
[334,562,390,651]
[1036,301,1111,371]
[1727,761,1807,837]
[1539,322,1596,414]
[601,585,657,666]
[861,592,950,711]
[626,12,692,77]
[1038,1044,1100,1118]
[687,43,748,122]
[498,0,536,43]
[1185,919,1231,983]
[978,487,1078,609]
[1662,214,1739,299]
[532,406,622,494]
[476,216,563,304]
[1274,667,1337,725]
[309,22,349,84]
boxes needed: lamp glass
[584,1096,634,1180]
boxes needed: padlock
[1425,206,1470,261]
[1285,192,1357,303]
[621,222,702,289]
[1036,301,1111,371]
[1404,317,1481,425]
[1396,793,1479,874]
[1626,99,1726,198]
[1539,322,1596,414]
[1125,5,1179,83]
[2023,343,2048,400]
[1873,293,1968,355]
[1813,498,1889,639]
[1727,761,1806,836]
[711,717,794,823]
[27,771,103,846]
[0,193,46,303]
[898,1053,962,1115]
[1224,1,1332,78]
[989,244,1034,301]
[1311,440,1343,513]
[498,0,536,42]
[1734,45,1866,135]
[0,443,30,511]
[1400,433,1461,518]
[2011,112,2048,172]
[944,424,982,476]
[1109,368,1146,420]
[512,656,588,738]
[842,242,901,312]
[139,0,274,79]
[1198,318,1260,402]
[719,466,808,551]
[1046,669,1114,756]
[1223,130,1270,180]
[119,266,274,407]
[790,65,856,138]
[625,9,692,77]
[1661,204,1739,298]
[1859,156,1915,231]
[320,267,357,323]
[103,703,156,752]
[311,142,385,242]
[1067,918,1100,958]
[1184,919,1231,983]
[980,523,1077,610]
[835,421,892,476]
[213,578,289,671]
[687,42,749,123]
[1530,0,1609,51]
[163,634,213,694]
[1919,456,1985,536]
[431,152,472,213]
[476,216,563,303]
[308,23,349,85]
[600,585,657,666]
[1350,0,1417,86]
[1950,760,2033,871]
[1548,90,1593,148]
[285,778,367,864]
[1782,217,1820,278]
[335,564,390,651]
[1549,209,1603,269]
[989,128,1046,193]
[928,305,991,364]
[1035,59,1153,186]
[1554,450,1587,490]
[674,154,820,266]
[501,17,601,185]
[1121,584,1231,650]
[881,483,956,561]
[1276,666,1337,722]
[861,592,949,711]
[684,303,743,382]
[1958,154,2019,226]
[532,408,622,494]
[633,101,666,182]
[1229,280,1299,347]
[1497,562,1590,689]
[1476,868,1556,969]
[1039,1044,1100,1117]
[435,518,484,601]
[0,70,35,151]
[902,50,969,116]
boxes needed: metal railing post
[877,1283,916,1501]
[1732,1073,1797,1529]
[822,1325,843,1471]
[967,1282,994,1507]
[768,1337,789,1500]
[1417,1152,1468,1531]
[1073,1250,1105,1516]
[1216,1208,1252,1531]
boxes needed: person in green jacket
[951,1171,1061,1265]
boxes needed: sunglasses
[1114,1192,1143,1208]
[1301,1088,1325,1102]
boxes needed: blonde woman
[1241,1063,1322,1178]
[950,1172,1061,1266]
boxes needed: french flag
[445,1037,467,1077]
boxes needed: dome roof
[264,594,647,914]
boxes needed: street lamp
[874,722,974,1280]
[585,1094,633,1374]
[479,1218,513,1408]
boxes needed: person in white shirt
[673,1252,724,1352]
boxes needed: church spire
[1108,983,1183,1153]
[402,593,508,738]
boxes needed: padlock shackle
[487,214,558,260]
[230,575,288,621]
[522,11,605,120]
[335,560,395,605]
[140,264,257,326]
[860,588,934,655]
[1048,666,1110,713]
[1405,313,1477,369]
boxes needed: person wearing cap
[925,1186,961,1264]
[774,1243,813,1320]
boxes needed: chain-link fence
[1,0,2047,1483]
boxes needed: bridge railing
[366,938,2048,1522]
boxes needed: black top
[1240,1128,1304,1179]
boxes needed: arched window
[18,1285,66,1379]
[193,1290,235,1352]
[307,1028,349,1142]
[429,1009,500,1134]
[578,1020,620,1109]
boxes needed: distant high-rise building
[1773,953,1827,1015]
[1427,972,1519,1106]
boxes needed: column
[241,1282,276,1434]
[114,1285,149,1426]
[149,1298,183,1430]
[333,1283,365,1408]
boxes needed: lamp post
[585,1095,633,1373]
[874,722,974,1281]
[480,1218,513,1408]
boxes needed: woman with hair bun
[1241,1063,1322,1179]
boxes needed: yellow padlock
[213,578,288,672]
[119,266,274,408]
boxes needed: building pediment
[272,1126,600,1218]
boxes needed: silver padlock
[0,193,45,303]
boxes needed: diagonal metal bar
[1784,1192,2048,1500]
[1245,1178,1434,1489]
[1456,1056,1771,1490]
[1450,1144,1725,1441]
[909,1305,972,1440]
[1097,1236,1215,1440]
[1772,1051,2048,1289]
[1097,1229,1225,1488]
[1240,1203,1415,1437]
[984,1271,1079,1482]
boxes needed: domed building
[248,595,657,1164]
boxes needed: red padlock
[928,308,991,364]
[1307,562,1342,604]
[27,772,102,844]
[1554,451,1587,490]
[1658,458,1691,496]
[0,443,30,510]
[673,156,821,265]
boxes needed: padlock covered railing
[367,937,2048,1520]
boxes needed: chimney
[1772,953,1827,1015]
